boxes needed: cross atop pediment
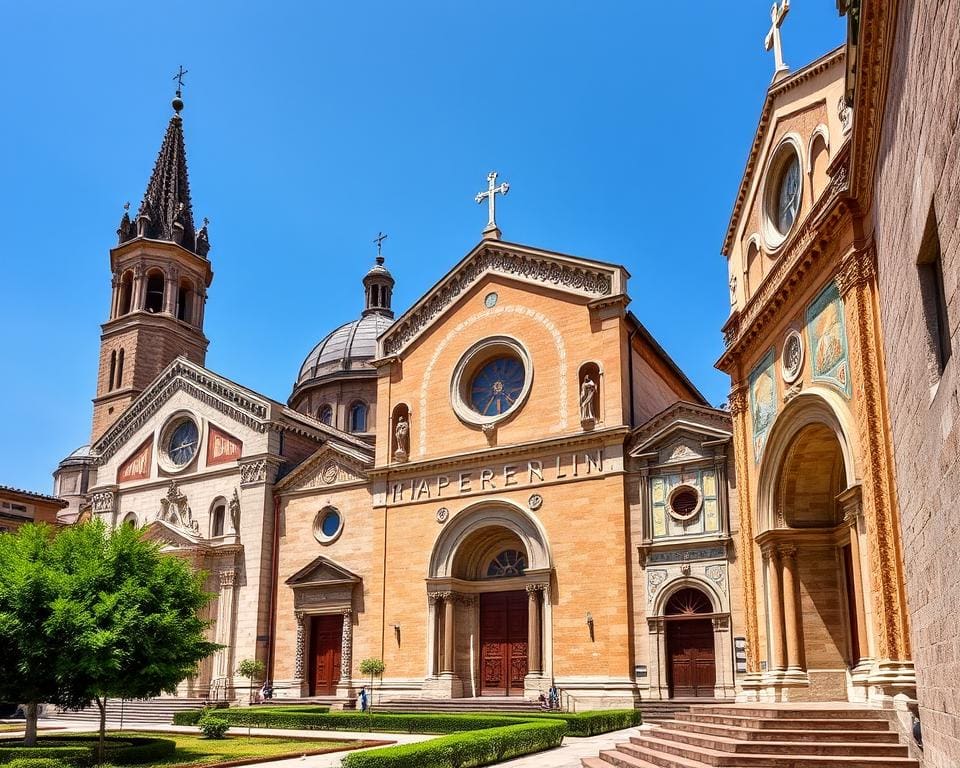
[764,1,791,81]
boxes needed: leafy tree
[49,520,219,762]
[0,524,88,746]
[236,658,266,704]
[358,658,385,714]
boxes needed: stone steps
[581,705,918,768]
[47,698,215,725]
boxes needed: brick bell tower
[90,84,213,443]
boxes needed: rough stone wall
[873,2,960,764]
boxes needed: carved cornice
[94,360,269,463]
[380,242,619,358]
[718,162,851,369]
[835,242,878,296]
[728,385,748,417]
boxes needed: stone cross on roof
[475,171,510,239]
[764,0,790,81]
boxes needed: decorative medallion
[321,460,339,485]
[528,493,543,511]
[436,507,450,524]
[781,329,804,384]
[484,292,498,308]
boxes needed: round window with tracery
[486,550,527,578]
[668,484,702,521]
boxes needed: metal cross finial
[374,231,388,257]
[173,65,189,95]
[475,171,510,235]
[764,1,790,80]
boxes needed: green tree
[358,658,385,714]
[0,524,88,746]
[236,658,266,704]
[49,521,219,762]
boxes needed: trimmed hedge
[174,707,528,734]
[509,709,642,736]
[0,735,176,766]
[341,720,567,768]
[4,760,72,768]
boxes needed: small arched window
[122,512,138,528]
[177,280,193,323]
[145,270,165,313]
[349,401,368,433]
[108,351,117,392]
[118,271,134,315]
[211,503,226,537]
[665,587,713,616]
[115,348,124,389]
[487,550,527,578]
[318,404,334,426]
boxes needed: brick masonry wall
[873,2,960,764]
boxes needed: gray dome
[296,312,393,385]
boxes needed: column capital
[295,610,305,624]
[777,544,798,561]
[526,583,547,594]
[341,607,353,617]
[219,569,236,588]
[728,384,749,416]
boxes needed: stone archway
[425,502,553,699]
[755,392,870,701]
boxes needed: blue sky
[0,2,843,493]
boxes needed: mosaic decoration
[749,349,777,463]
[806,281,851,396]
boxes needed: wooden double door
[309,614,342,696]
[479,591,528,695]
[666,618,716,698]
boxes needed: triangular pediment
[274,443,371,494]
[141,519,207,550]
[378,239,628,358]
[93,358,275,464]
[629,401,732,458]
[286,555,361,587]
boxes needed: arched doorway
[665,587,716,698]
[757,406,868,699]
[426,503,552,699]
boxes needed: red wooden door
[309,614,343,696]
[480,591,528,695]
[667,618,716,698]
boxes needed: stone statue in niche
[580,374,597,426]
[229,488,241,534]
[394,415,409,462]
[157,480,200,535]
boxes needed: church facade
[59,91,747,709]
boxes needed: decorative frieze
[293,611,305,680]
[91,490,116,514]
[239,459,268,486]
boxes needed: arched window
[145,270,165,313]
[211,502,226,537]
[122,512,138,527]
[665,587,713,616]
[118,271,133,315]
[108,350,117,392]
[486,550,527,578]
[318,404,334,426]
[115,348,124,389]
[177,280,193,323]
[745,240,762,297]
[349,401,368,433]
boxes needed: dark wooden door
[309,614,342,696]
[667,618,715,698]
[480,591,528,695]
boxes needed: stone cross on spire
[475,171,510,240]
[764,1,790,82]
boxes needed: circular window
[762,138,804,250]
[781,329,804,384]
[668,484,702,522]
[313,507,343,544]
[450,336,533,428]
[158,412,202,473]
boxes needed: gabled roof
[721,46,845,256]
[92,357,369,463]
[625,311,709,406]
[274,442,372,493]
[629,401,732,457]
[378,239,629,358]
[286,555,362,587]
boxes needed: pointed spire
[119,78,207,257]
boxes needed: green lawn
[104,730,373,767]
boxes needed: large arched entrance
[756,396,870,700]
[665,588,716,698]
[425,503,552,699]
